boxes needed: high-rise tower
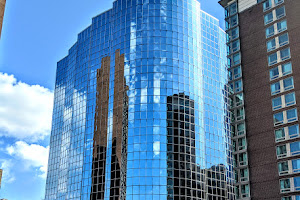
[45,0,234,199]
[219,0,300,199]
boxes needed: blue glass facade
[45,0,234,199]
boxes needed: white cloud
[0,72,54,141]
[0,159,16,184]
[6,141,49,179]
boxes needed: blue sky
[0,0,224,199]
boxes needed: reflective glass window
[280,179,291,192]
[277,145,287,156]
[297,196,300,200]
[275,128,285,141]
[235,93,244,106]
[270,67,279,80]
[231,15,238,27]
[231,27,239,40]
[264,12,273,25]
[237,123,245,135]
[241,184,249,197]
[278,161,289,174]
[271,81,280,95]
[233,53,241,65]
[267,38,276,51]
[283,77,294,91]
[279,33,289,47]
[272,96,282,110]
[235,79,243,92]
[276,6,286,19]
[282,62,292,76]
[263,0,272,11]
[268,52,278,65]
[234,66,242,79]
[236,107,244,120]
[292,159,300,173]
[230,3,238,15]
[286,109,297,123]
[285,93,296,107]
[240,168,248,181]
[266,25,275,38]
[291,142,300,155]
[280,48,291,61]
[294,177,300,191]
[288,125,299,138]
[277,20,287,33]
[274,112,284,125]
[232,40,240,52]
[238,138,246,150]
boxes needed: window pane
[267,38,276,51]
[280,179,290,192]
[235,93,243,106]
[292,159,300,173]
[282,62,292,76]
[291,142,300,155]
[263,0,272,11]
[277,20,287,33]
[231,15,238,26]
[271,82,281,95]
[232,40,240,52]
[277,145,287,156]
[280,48,291,61]
[294,177,300,190]
[286,109,297,122]
[275,128,285,141]
[274,112,284,125]
[276,7,286,19]
[285,93,296,106]
[234,66,241,79]
[268,52,278,65]
[270,67,279,80]
[233,53,240,65]
[288,125,299,138]
[231,27,239,40]
[237,123,245,135]
[230,3,237,15]
[279,33,289,47]
[272,96,282,110]
[278,161,289,173]
[283,77,294,91]
[266,25,275,38]
[235,79,242,92]
[264,12,273,24]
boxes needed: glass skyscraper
[45,0,234,199]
